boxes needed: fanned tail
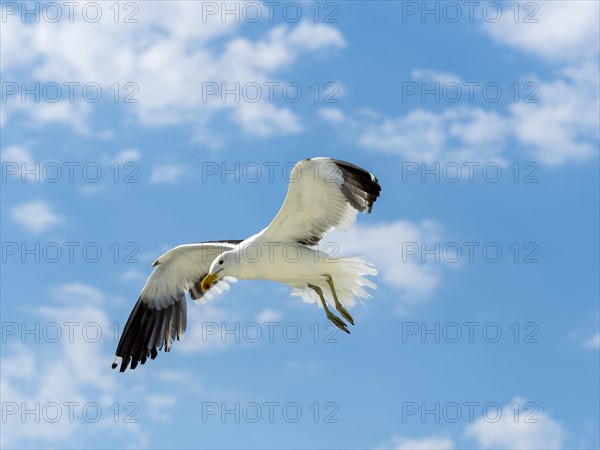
[291,257,377,308]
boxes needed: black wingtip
[332,159,382,213]
[113,295,188,372]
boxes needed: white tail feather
[290,257,377,308]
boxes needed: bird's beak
[201,270,222,292]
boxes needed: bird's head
[201,250,237,291]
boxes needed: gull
[112,157,381,371]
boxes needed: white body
[212,237,376,309]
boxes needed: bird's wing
[260,158,381,245]
[112,240,240,372]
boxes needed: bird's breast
[236,241,325,284]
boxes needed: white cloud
[256,309,282,323]
[412,68,462,84]
[465,398,565,449]
[149,164,188,184]
[482,1,599,64]
[78,184,105,195]
[482,1,599,165]
[322,3,598,167]
[324,220,447,308]
[120,268,147,283]
[232,101,302,137]
[322,105,509,164]
[146,394,177,422]
[177,303,239,353]
[11,200,64,233]
[318,107,346,123]
[287,21,346,51]
[2,3,345,138]
[379,399,566,450]
[110,148,141,165]
[376,436,454,450]
[509,63,599,165]
[356,107,507,164]
[3,98,92,135]
[1,144,34,166]
[49,282,104,304]
[220,21,345,73]
[329,65,597,167]
[582,332,600,349]
[1,298,144,447]
[1,280,221,447]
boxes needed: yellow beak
[201,270,222,292]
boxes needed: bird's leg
[308,283,349,334]
[325,274,354,326]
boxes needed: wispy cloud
[582,332,600,349]
[109,148,141,165]
[49,282,104,304]
[465,397,565,449]
[120,268,147,283]
[318,108,346,124]
[232,101,302,137]
[3,99,93,135]
[508,63,599,165]
[149,164,188,184]
[325,220,448,310]
[1,295,144,447]
[412,68,462,84]
[2,5,345,138]
[256,309,282,323]
[481,2,599,165]
[146,394,177,422]
[322,4,598,166]
[1,144,34,166]
[378,398,565,450]
[482,1,599,64]
[10,200,64,233]
[323,68,598,166]
[356,107,507,164]
[177,303,239,353]
[376,436,454,450]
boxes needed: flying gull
[112,157,381,372]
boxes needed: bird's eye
[219,259,224,265]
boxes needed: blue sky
[1,1,599,449]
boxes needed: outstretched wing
[260,158,381,245]
[112,240,240,372]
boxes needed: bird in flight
[112,157,381,371]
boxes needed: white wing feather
[113,241,239,371]
[260,158,381,245]
[142,243,237,308]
